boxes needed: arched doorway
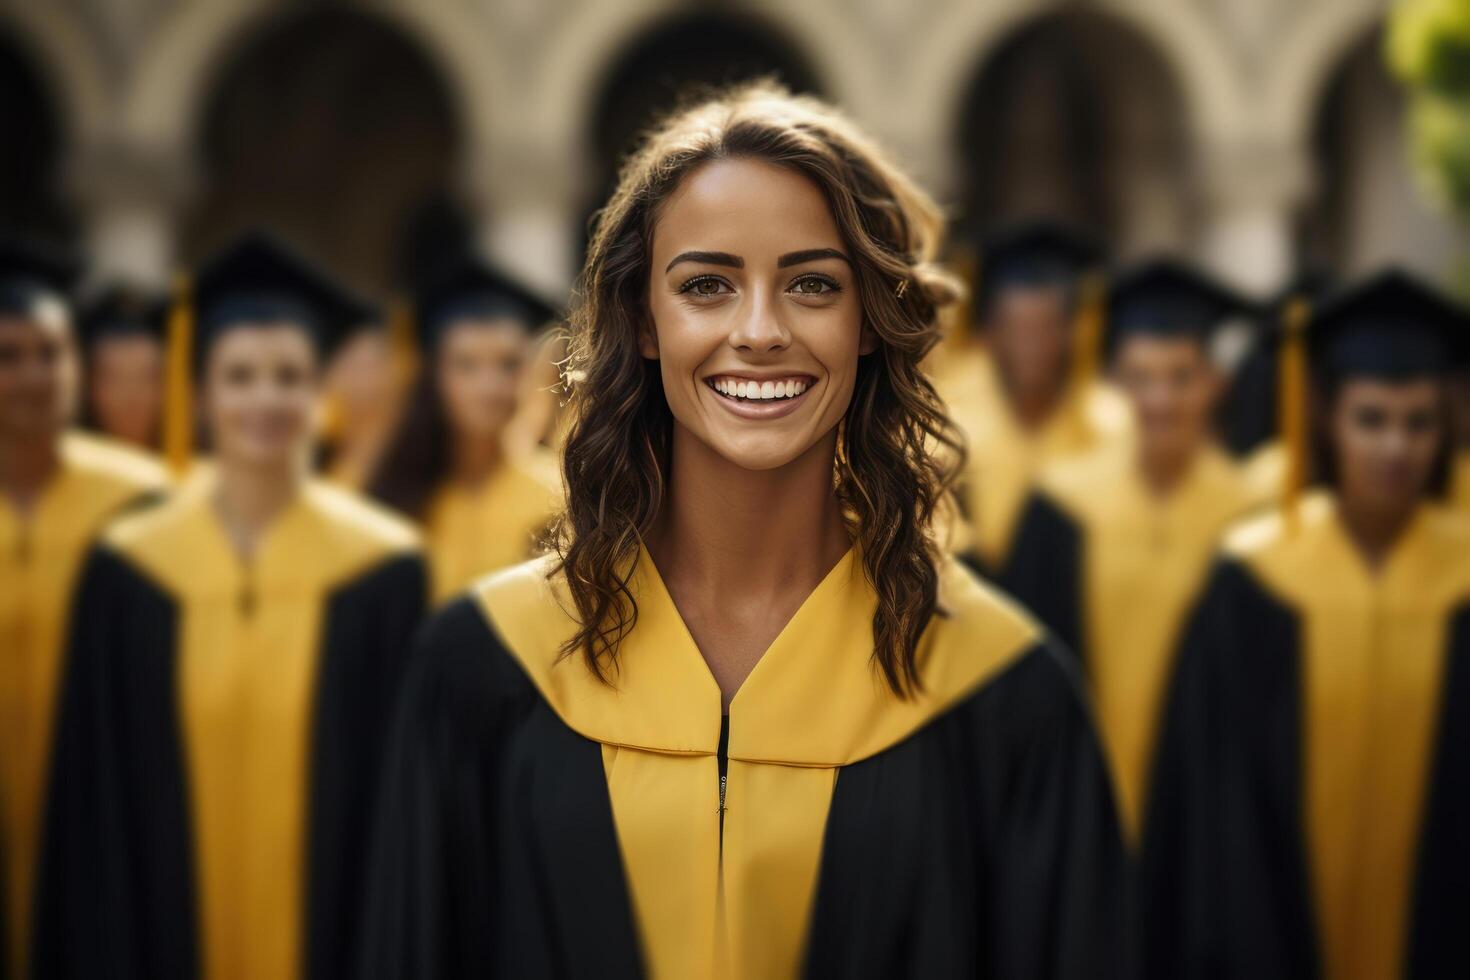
[183,8,465,292]
[0,26,71,239]
[953,8,1194,255]
[1300,26,1468,281]
[581,12,823,254]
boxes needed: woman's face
[645,157,872,472]
[202,324,319,469]
[327,329,395,425]
[435,319,530,442]
[1329,377,1444,515]
[89,334,164,446]
[1113,334,1221,462]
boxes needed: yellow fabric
[425,449,562,604]
[105,475,418,980]
[1225,493,1470,980]
[1452,450,1470,510]
[477,547,1039,978]
[1277,298,1311,517]
[1241,439,1287,507]
[0,432,165,977]
[1038,444,1257,842]
[163,275,194,477]
[943,351,1132,567]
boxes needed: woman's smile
[704,372,816,419]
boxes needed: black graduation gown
[32,479,427,980]
[1141,493,1470,979]
[362,548,1127,979]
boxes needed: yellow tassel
[388,296,419,393]
[1069,271,1106,427]
[163,273,194,477]
[1279,296,1311,525]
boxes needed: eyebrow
[778,248,851,268]
[665,251,743,273]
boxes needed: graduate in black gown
[1002,259,1263,843]
[1142,268,1470,979]
[34,231,429,980]
[362,82,1126,980]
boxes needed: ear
[858,321,879,356]
[638,317,660,360]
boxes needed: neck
[648,425,852,603]
[1137,439,1201,498]
[212,454,305,557]
[0,430,62,511]
[452,431,504,485]
[1336,492,1420,571]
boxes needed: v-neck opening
[636,543,859,716]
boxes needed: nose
[727,290,791,354]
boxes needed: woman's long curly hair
[552,81,964,696]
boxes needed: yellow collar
[476,546,1039,768]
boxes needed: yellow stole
[105,476,418,980]
[1226,493,1470,980]
[1041,445,1256,842]
[952,353,1133,567]
[0,432,165,976]
[477,548,1039,979]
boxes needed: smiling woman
[363,83,1127,980]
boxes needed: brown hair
[551,81,963,696]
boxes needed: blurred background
[0,0,1466,302]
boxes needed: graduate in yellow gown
[0,237,168,977]
[369,256,562,604]
[943,222,1132,573]
[1002,258,1262,842]
[34,231,428,980]
[1142,269,1470,979]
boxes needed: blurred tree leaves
[1390,0,1470,217]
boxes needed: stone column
[66,139,197,287]
[463,140,586,300]
[1196,137,1314,294]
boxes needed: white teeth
[710,377,812,400]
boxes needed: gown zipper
[718,714,730,843]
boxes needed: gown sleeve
[1139,559,1316,980]
[999,493,1085,659]
[972,643,1130,980]
[359,598,538,980]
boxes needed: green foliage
[1390,0,1470,222]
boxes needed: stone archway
[0,24,70,238]
[952,7,1194,255]
[180,7,464,291]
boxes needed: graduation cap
[163,230,377,475]
[1275,267,1470,519]
[78,286,169,348]
[0,234,83,320]
[410,255,560,352]
[1103,258,1256,356]
[1307,268,1470,380]
[974,220,1105,314]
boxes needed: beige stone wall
[0,0,1457,299]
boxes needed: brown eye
[790,275,838,296]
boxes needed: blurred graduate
[34,231,428,980]
[945,221,1132,573]
[1142,270,1470,979]
[0,236,167,979]
[368,256,562,604]
[76,285,169,452]
[1002,258,1265,843]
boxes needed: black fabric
[804,642,1128,980]
[362,603,1128,979]
[359,598,644,980]
[1406,602,1470,977]
[33,545,426,980]
[1139,559,1317,980]
[1000,493,1085,662]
